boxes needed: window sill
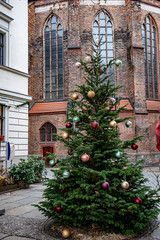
[40,141,56,144]
[146,100,160,112]
[0,0,13,10]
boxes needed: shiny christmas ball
[62,132,69,139]
[131,143,138,150]
[73,116,80,123]
[115,151,122,158]
[63,170,70,178]
[72,93,78,100]
[87,90,95,98]
[84,56,91,64]
[55,206,61,212]
[91,121,99,129]
[135,197,142,204]
[81,153,90,162]
[68,150,72,155]
[109,120,117,128]
[121,181,129,190]
[75,62,81,68]
[102,181,110,190]
[62,229,71,239]
[66,122,72,128]
[69,169,72,172]
[115,59,122,67]
[49,159,55,167]
[125,121,132,128]
[109,97,116,104]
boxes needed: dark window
[142,16,159,99]
[93,12,114,84]
[40,122,57,142]
[44,16,63,100]
[0,105,4,137]
[0,33,4,65]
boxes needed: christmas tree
[36,41,160,235]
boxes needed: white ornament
[63,170,70,178]
[75,62,81,68]
[84,56,91,64]
[115,60,122,67]
[115,151,122,158]
[109,97,116,104]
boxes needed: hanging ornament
[125,121,132,128]
[55,206,61,212]
[121,181,129,190]
[115,151,122,158]
[62,229,71,239]
[109,120,117,128]
[72,93,78,100]
[87,90,95,98]
[75,62,81,68]
[66,122,72,128]
[81,153,90,162]
[131,143,138,150]
[135,198,142,205]
[109,97,116,104]
[73,116,80,123]
[69,169,72,172]
[102,181,110,190]
[115,59,122,67]
[49,159,55,167]
[84,56,91,64]
[68,150,72,155]
[63,170,70,178]
[91,121,99,129]
[62,132,69,139]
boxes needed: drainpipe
[67,0,69,36]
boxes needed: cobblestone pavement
[0,168,159,240]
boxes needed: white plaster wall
[9,0,28,73]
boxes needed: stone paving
[0,168,159,240]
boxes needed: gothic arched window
[44,16,63,100]
[142,16,159,99]
[40,122,57,142]
[93,12,114,84]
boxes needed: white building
[0,0,31,166]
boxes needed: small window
[0,105,5,139]
[40,122,57,142]
[0,33,4,65]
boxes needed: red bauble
[55,207,61,212]
[66,122,72,128]
[102,181,110,190]
[68,150,72,155]
[131,143,138,150]
[81,153,90,162]
[91,121,99,129]
[135,198,142,204]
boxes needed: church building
[28,0,160,165]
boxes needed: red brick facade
[28,0,160,164]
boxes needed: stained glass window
[40,122,57,142]
[44,16,63,100]
[142,16,159,99]
[93,12,114,84]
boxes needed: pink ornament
[55,207,61,212]
[102,182,110,190]
[131,143,138,150]
[69,169,72,172]
[81,153,90,162]
[66,122,72,128]
[68,150,72,155]
[75,62,81,68]
[91,121,99,129]
[135,198,142,205]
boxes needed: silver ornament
[84,56,91,64]
[73,116,80,123]
[63,170,70,178]
[75,62,81,68]
[115,59,122,67]
[115,151,122,158]
[125,121,132,128]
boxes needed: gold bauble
[109,120,117,128]
[121,181,129,190]
[72,93,78,100]
[62,229,71,239]
[87,90,95,98]
[62,132,69,139]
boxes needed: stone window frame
[142,14,159,99]
[92,10,114,85]
[40,122,57,142]
[0,33,4,65]
[43,14,64,100]
[0,105,5,137]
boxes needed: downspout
[67,0,69,36]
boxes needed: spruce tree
[36,41,160,235]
